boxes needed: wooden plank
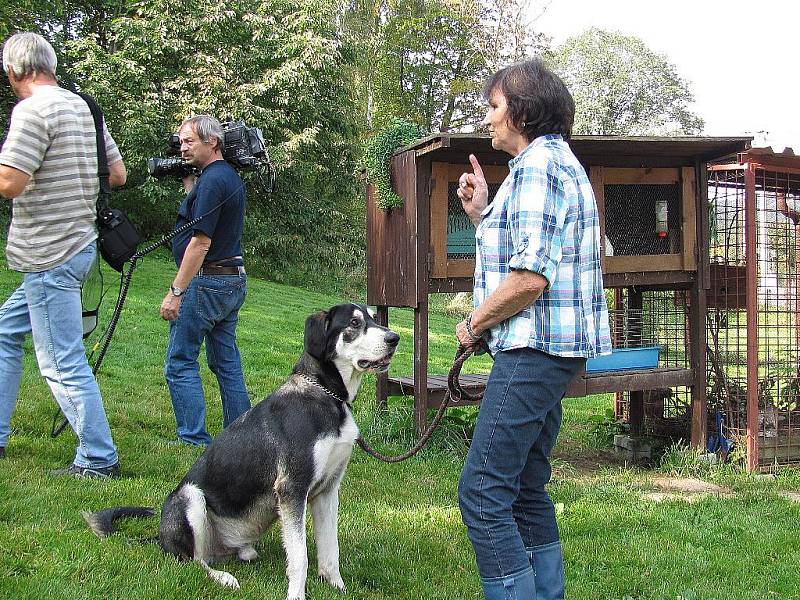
[398,133,751,162]
[414,140,447,155]
[744,157,800,174]
[446,259,476,278]
[414,154,432,435]
[603,271,695,289]
[690,161,708,450]
[699,162,711,288]
[430,162,449,279]
[627,290,644,437]
[365,183,386,305]
[375,306,389,409]
[387,367,695,404]
[602,167,680,185]
[604,254,683,273]
[708,163,744,172]
[393,151,419,308]
[580,155,702,169]
[390,374,486,388]
[430,278,474,293]
[413,307,429,433]
[744,163,759,472]
[578,368,694,396]
[366,151,419,307]
[589,167,606,266]
[681,166,698,271]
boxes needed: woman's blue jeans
[164,272,250,445]
[0,242,118,468]
[459,347,584,580]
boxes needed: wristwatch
[170,285,185,297]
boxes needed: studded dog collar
[298,374,348,404]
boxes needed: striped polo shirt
[0,85,122,272]
[474,134,612,358]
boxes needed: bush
[67,0,363,296]
[362,118,425,211]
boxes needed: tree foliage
[1,0,360,291]
[0,0,125,119]
[551,28,704,136]
[1,0,551,293]
[343,0,546,132]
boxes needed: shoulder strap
[77,92,111,213]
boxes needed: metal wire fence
[707,165,800,465]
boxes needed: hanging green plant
[362,118,425,211]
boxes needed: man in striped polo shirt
[0,32,127,478]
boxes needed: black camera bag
[79,93,142,272]
[96,206,142,271]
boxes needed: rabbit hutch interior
[367,133,751,458]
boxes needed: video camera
[147,120,270,179]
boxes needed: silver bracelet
[465,313,482,342]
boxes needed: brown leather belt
[197,265,245,276]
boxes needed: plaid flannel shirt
[474,134,612,358]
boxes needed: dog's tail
[81,507,156,538]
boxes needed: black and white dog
[82,303,399,599]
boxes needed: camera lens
[147,157,186,179]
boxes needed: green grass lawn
[2,253,800,599]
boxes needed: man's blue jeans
[459,347,584,580]
[164,272,250,445]
[0,242,118,468]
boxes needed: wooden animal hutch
[367,134,751,449]
[707,147,800,470]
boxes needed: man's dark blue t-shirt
[172,160,246,267]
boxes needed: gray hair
[2,32,57,78]
[180,115,224,152]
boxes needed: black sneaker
[49,462,121,479]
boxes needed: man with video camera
[160,115,250,446]
[0,32,126,478]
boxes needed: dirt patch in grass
[643,477,733,503]
[651,477,731,494]
[554,442,800,505]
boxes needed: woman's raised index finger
[468,154,485,179]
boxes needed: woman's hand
[457,154,489,226]
[456,312,485,351]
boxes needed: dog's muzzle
[358,355,394,372]
[358,331,399,372]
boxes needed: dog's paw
[285,593,305,600]
[209,569,240,589]
[319,568,346,592]
[329,577,346,593]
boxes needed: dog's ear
[304,310,328,360]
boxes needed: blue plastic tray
[586,346,661,373]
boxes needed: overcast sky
[530,0,799,150]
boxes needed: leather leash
[356,344,485,463]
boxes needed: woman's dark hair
[483,58,575,141]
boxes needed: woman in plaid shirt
[455,58,611,600]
